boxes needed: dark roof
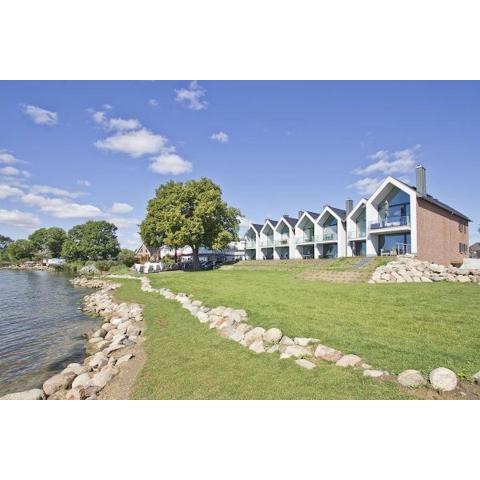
[305,211,320,220]
[265,219,277,227]
[282,216,298,228]
[250,223,263,234]
[470,243,480,251]
[327,206,346,220]
[397,179,471,222]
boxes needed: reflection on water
[0,270,99,396]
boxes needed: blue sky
[0,80,478,247]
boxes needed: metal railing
[274,238,290,247]
[260,239,274,248]
[369,215,410,230]
[380,243,412,256]
[347,229,366,240]
[295,235,315,244]
[245,240,257,249]
[322,230,338,241]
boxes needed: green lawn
[113,279,411,399]
[145,263,480,378]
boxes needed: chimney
[416,165,426,196]
[346,199,353,215]
[298,210,303,219]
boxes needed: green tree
[61,221,120,261]
[140,178,241,269]
[29,227,66,258]
[6,239,36,261]
[118,248,136,267]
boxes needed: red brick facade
[416,197,469,265]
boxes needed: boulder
[263,328,282,344]
[116,353,133,365]
[429,367,458,391]
[266,344,279,354]
[62,363,89,376]
[473,371,480,384]
[249,340,265,353]
[279,336,295,346]
[236,323,252,334]
[197,311,210,323]
[88,352,108,370]
[72,372,92,389]
[314,344,342,362]
[397,369,426,387]
[335,354,361,368]
[244,327,266,346]
[66,388,86,400]
[295,359,316,370]
[284,345,312,359]
[47,389,68,400]
[363,369,386,378]
[1,389,45,400]
[294,337,318,347]
[90,366,118,390]
[43,371,76,396]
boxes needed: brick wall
[416,197,469,265]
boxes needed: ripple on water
[0,270,100,396]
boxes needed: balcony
[295,234,315,245]
[347,229,366,240]
[260,239,274,248]
[274,238,290,247]
[369,215,410,231]
[245,240,257,249]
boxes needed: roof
[266,219,277,227]
[326,206,346,221]
[397,179,471,222]
[250,223,263,234]
[470,243,480,252]
[306,211,320,220]
[282,216,298,228]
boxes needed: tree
[140,178,241,269]
[29,227,66,258]
[0,234,13,250]
[61,221,120,261]
[118,248,136,267]
[6,239,36,261]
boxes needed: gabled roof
[326,206,346,221]
[295,211,320,228]
[250,223,263,234]
[469,242,480,251]
[260,219,277,234]
[283,216,298,229]
[395,178,471,222]
[306,211,320,220]
[347,199,367,220]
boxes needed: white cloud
[107,117,142,132]
[0,151,21,165]
[29,184,84,199]
[238,216,252,228]
[21,193,102,219]
[149,153,192,175]
[95,128,168,158]
[21,104,58,126]
[108,216,139,228]
[91,110,107,125]
[174,81,208,111]
[210,131,229,143]
[103,104,113,110]
[349,177,384,196]
[354,145,421,176]
[148,99,159,107]
[0,208,40,228]
[0,166,30,177]
[0,184,23,199]
[111,202,134,214]
[77,179,92,187]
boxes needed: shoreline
[1,276,145,400]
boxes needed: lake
[0,269,99,396]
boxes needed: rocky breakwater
[0,277,144,400]
[369,258,480,284]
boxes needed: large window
[323,243,337,258]
[378,233,411,255]
[378,187,410,221]
[353,240,366,256]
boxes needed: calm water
[0,270,100,396]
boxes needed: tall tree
[29,227,66,258]
[61,221,120,261]
[140,178,241,269]
[6,239,36,261]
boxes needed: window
[459,243,467,254]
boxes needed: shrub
[79,264,100,276]
[95,260,115,272]
[118,248,136,267]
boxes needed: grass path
[113,279,412,399]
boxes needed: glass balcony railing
[347,229,366,240]
[260,239,274,248]
[322,230,338,241]
[295,235,315,244]
[245,240,257,249]
[369,215,410,230]
[274,238,290,247]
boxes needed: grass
[113,279,412,399]
[145,261,480,378]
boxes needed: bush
[79,264,100,276]
[118,248,136,267]
[95,260,116,272]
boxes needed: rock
[244,327,266,346]
[66,388,86,400]
[197,311,209,323]
[90,366,118,390]
[229,331,244,342]
[116,353,133,365]
[263,328,282,344]
[236,323,252,334]
[110,317,124,326]
[314,344,343,362]
[429,367,458,391]
[295,359,316,370]
[472,371,480,384]
[62,363,89,376]
[122,338,135,347]
[249,340,265,353]
[363,369,386,378]
[43,372,76,396]
[47,389,68,400]
[280,336,295,346]
[88,352,108,370]
[92,329,106,338]
[294,337,318,347]
[266,344,279,353]
[72,373,92,389]
[397,369,426,387]
[0,388,45,400]
[284,345,312,359]
[336,354,361,368]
